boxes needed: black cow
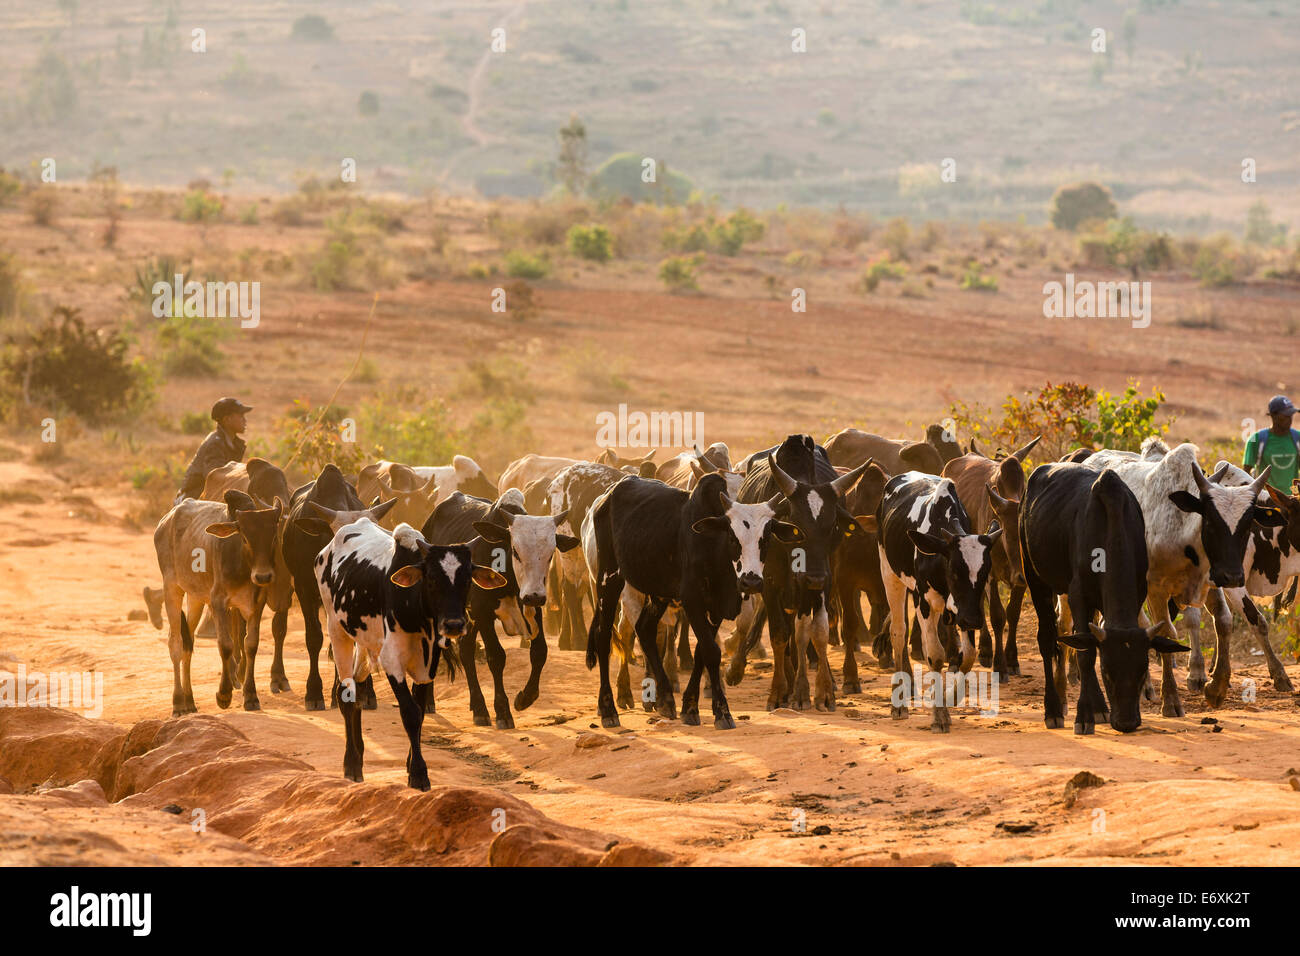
[584,473,799,728]
[730,435,871,712]
[1020,463,1189,733]
[283,464,395,711]
[422,489,577,728]
[546,462,628,651]
[871,472,1000,732]
[314,520,505,788]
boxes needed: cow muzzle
[803,573,826,591]
[521,592,546,608]
[1210,568,1244,588]
[738,572,763,594]
[253,571,274,586]
[441,619,467,639]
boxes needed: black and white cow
[1020,463,1188,734]
[585,472,800,728]
[283,464,396,711]
[871,472,1000,732]
[314,519,505,789]
[422,489,578,728]
[728,435,872,712]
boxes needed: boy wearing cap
[175,397,252,503]
[1243,395,1300,493]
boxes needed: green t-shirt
[1243,430,1299,492]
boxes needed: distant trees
[556,114,588,196]
[1049,182,1118,231]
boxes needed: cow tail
[436,643,457,683]
[179,609,194,653]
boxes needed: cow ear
[1057,630,1098,650]
[769,520,803,543]
[856,514,878,534]
[293,517,333,538]
[691,516,729,535]
[1265,484,1290,508]
[471,566,508,590]
[554,533,581,553]
[390,565,424,587]
[205,522,240,538]
[907,528,945,555]
[835,508,864,538]
[1168,490,1203,514]
[1150,633,1191,654]
[472,520,510,543]
[1253,505,1286,528]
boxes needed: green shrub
[180,189,223,225]
[180,410,210,434]
[0,169,20,206]
[658,255,699,291]
[0,248,25,318]
[504,250,550,279]
[291,14,334,41]
[881,218,911,261]
[1193,236,1244,287]
[157,312,230,377]
[357,90,380,116]
[27,186,58,226]
[1,306,153,423]
[567,223,614,262]
[588,152,695,205]
[1049,182,1118,231]
[709,208,765,256]
[128,256,190,315]
[860,254,907,292]
[960,261,998,291]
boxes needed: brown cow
[823,425,961,476]
[498,454,583,496]
[200,458,295,695]
[153,491,284,715]
[940,435,1040,679]
[356,460,440,530]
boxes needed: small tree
[556,113,588,196]
[1049,182,1118,231]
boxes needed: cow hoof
[1186,673,1207,693]
[641,698,654,713]
[304,697,325,712]
[600,712,621,728]
[890,705,908,720]
[766,697,781,711]
[725,664,745,687]
[1273,672,1296,694]
[1073,720,1095,736]
[215,692,232,710]
[408,775,431,792]
[1161,700,1185,718]
[815,695,835,712]
[1204,683,1228,708]
[423,697,438,714]
[243,697,260,712]
[1142,681,1156,702]
[514,688,538,711]
[494,715,514,730]
[472,711,491,727]
[655,699,677,720]
[617,692,634,710]
[929,711,951,733]
[270,677,291,693]
[978,651,993,668]
[1044,715,1065,729]
[1007,662,1021,677]
[841,678,861,695]
[344,770,364,784]
[792,698,811,711]
[681,707,700,727]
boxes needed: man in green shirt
[1243,395,1300,492]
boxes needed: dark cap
[1268,395,1297,416]
[211,397,253,420]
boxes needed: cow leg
[1144,590,1184,717]
[634,599,676,719]
[1185,601,1209,693]
[294,573,328,711]
[765,597,794,711]
[269,607,290,693]
[330,627,365,782]
[915,597,952,732]
[881,569,912,720]
[1025,567,1065,729]
[808,598,837,712]
[211,596,238,710]
[1239,594,1295,691]
[515,606,548,711]
[836,574,863,694]
[614,605,636,711]
[826,586,842,647]
[163,586,197,716]
[681,611,733,728]
[1204,587,1236,707]
[789,609,815,711]
[241,597,266,712]
[387,676,430,791]
[987,578,1006,679]
[458,624,492,726]
[553,560,569,650]
[726,600,766,686]
[661,614,681,694]
[589,564,623,728]
[229,612,246,688]
[479,616,514,729]
[1004,584,1024,676]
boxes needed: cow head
[985,453,1030,587]
[688,451,743,498]
[473,506,579,606]
[1264,482,1300,551]
[389,533,507,643]
[206,491,284,587]
[1168,463,1282,588]
[690,485,803,596]
[598,448,656,471]
[925,422,963,466]
[453,455,498,500]
[907,518,1001,631]
[378,468,440,528]
[293,497,398,537]
[1060,621,1189,732]
[766,454,871,591]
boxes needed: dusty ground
[2,455,1298,866]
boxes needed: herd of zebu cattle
[149,425,1300,790]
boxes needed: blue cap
[1268,395,1297,416]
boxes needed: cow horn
[1192,462,1213,494]
[716,490,731,512]
[307,501,339,522]
[986,482,1010,510]
[367,498,398,521]
[830,458,872,497]
[970,436,985,458]
[767,454,798,497]
[378,475,394,496]
[1208,462,1230,485]
[552,509,569,527]
[1012,435,1042,462]
[499,510,517,528]
[1250,465,1273,497]
[421,472,438,494]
